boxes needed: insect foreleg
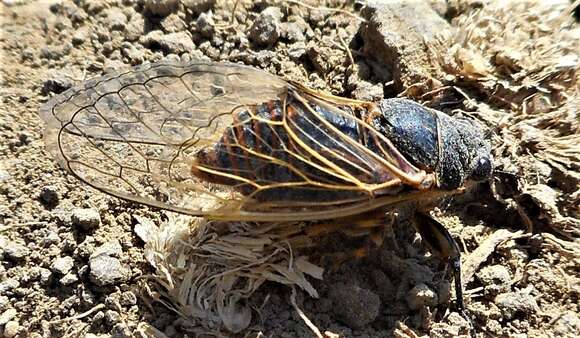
[412,212,475,337]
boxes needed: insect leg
[412,212,475,336]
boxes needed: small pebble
[39,268,52,285]
[142,31,195,54]
[3,320,19,338]
[407,283,438,310]
[161,13,186,33]
[250,7,283,47]
[89,255,131,286]
[52,256,74,275]
[0,170,11,182]
[60,273,79,285]
[287,42,306,60]
[281,22,305,42]
[196,12,214,38]
[328,283,381,328]
[42,231,60,246]
[112,323,132,338]
[82,0,106,14]
[0,308,17,325]
[91,240,122,258]
[71,208,101,231]
[72,27,89,46]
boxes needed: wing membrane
[40,61,432,221]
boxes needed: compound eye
[471,156,493,182]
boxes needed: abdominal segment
[191,98,398,202]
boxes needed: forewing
[40,61,289,216]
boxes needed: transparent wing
[40,61,438,221]
[40,62,290,216]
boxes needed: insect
[40,61,493,322]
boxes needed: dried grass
[434,1,579,243]
[135,213,323,334]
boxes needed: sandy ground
[0,1,578,337]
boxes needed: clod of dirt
[2,241,29,261]
[352,80,384,101]
[144,0,179,17]
[250,7,283,47]
[160,13,187,33]
[430,312,471,338]
[359,0,451,92]
[51,256,74,275]
[476,264,512,296]
[406,283,438,310]
[104,8,128,31]
[494,289,539,319]
[328,283,381,328]
[125,12,146,42]
[195,12,215,38]
[71,208,101,231]
[280,21,306,42]
[41,72,73,95]
[370,269,395,302]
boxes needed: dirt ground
[0,1,578,337]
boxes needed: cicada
[40,61,493,316]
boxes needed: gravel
[328,283,381,328]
